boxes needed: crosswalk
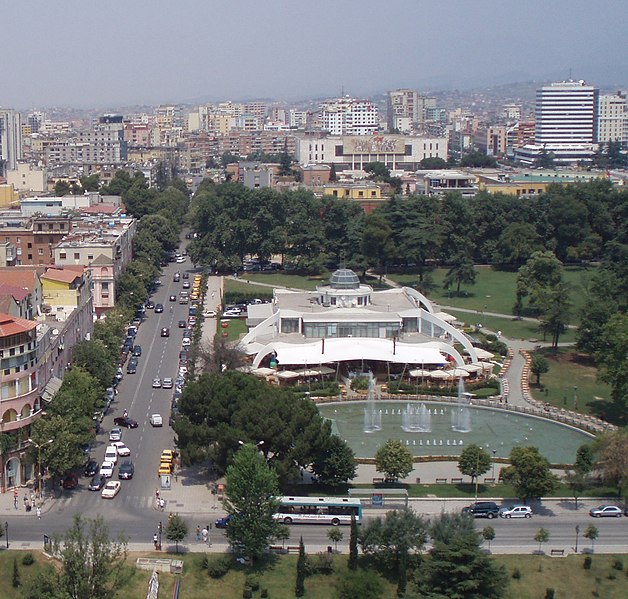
[53,493,171,512]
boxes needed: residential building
[322,183,384,213]
[321,98,379,136]
[597,92,627,146]
[0,109,23,177]
[415,170,478,198]
[6,163,48,193]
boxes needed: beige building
[597,92,627,146]
[6,163,48,193]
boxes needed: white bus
[273,496,362,526]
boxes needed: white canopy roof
[408,369,431,377]
[272,337,446,367]
[429,369,453,379]
[467,347,494,359]
[276,370,300,380]
[460,363,483,373]
[447,368,470,378]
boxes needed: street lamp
[28,439,53,504]
[158,521,162,551]
[492,450,497,480]
[575,524,580,553]
[4,521,8,548]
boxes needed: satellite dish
[52,329,59,335]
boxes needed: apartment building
[0,109,23,177]
[321,98,379,136]
[597,92,627,146]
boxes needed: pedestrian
[196,525,201,541]
[123,409,128,418]
[159,498,165,511]
[201,527,208,543]
[153,533,158,549]
[37,506,42,519]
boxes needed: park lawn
[222,318,248,342]
[388,265,595,321]
[500,554,628,599]
[528,348,611,415]
[240,271,333,290]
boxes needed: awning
[447,368,470,378]
[408,369,431,377]
[317,366,336,375]
[41,376,63,403]
[460,363,483,373]
[276,370,300,380]
[251,367,276,377]
[472,348,494,360]
[429,370,453,380]
[293,368,321,377]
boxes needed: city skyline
[2,0,627,109]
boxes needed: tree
[295,537,306,597]
[530,354,550,385]
[164,514,188,554]
[493,222,542,268]
[329,163,337,181]
[312,434,356,487]
[46,514,128,599]
[584,525,599,553]
[594,430,628,497]
[336,569,384,599]
[348,514,358,570]
[537,282,572,349]
[419,157,448,169]
[358,509,428,578]
[430,512,477,545]
[327,527,343,551]
[443,253,476,294]
[594,313,628,422]
[460,151,498,168]
[71,340,115,391]
[374,439,414,481]
[482,526,496,552]
[54,180,71,196]
[575,444,595,476]
[458,444,492,484]
[79,174,100,192]
[515,251,564,315]
[563,469,588,510]
[415,515,507,599]
[224,443,281,560]
[500,446,558,502]
[534,149,555,169]
[534,527,550,554]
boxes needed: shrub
[350,376,369,392]
[21,552,35,566]
[583,556,593,570]
[207,555,232,578]
[243,589,252,599]
[309,552,334,575]
[512,568,522,580]
[336,569,383,599]
[261,590,268,598]
[545,589,555,599]
[612,559,624,571]
[245,574,260,591]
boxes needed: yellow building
[0,184,19,208]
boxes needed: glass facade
[303,321,400,339]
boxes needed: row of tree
[187,178,627,273]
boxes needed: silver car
[499,505,532,519]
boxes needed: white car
[181,337,191,347]
[203,310,216,318]
[590,505,622,518]
[162,377,174,389]
[499,505,533,519]
[176,256,186,263]
[104,446,118,465]
[109,427,122,442]
[152,378,162,388]
[99,461,115,478]
[111,441,131,457]
[150,414,163,427]
[101,480,121,499]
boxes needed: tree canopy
[500,446,558,501]
[374,439,414,481]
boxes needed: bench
[372,477,385,484]
[451,478,463,484]
[550,549,565,557]
[435,478,448,484]
[286,546,301,554]
[269,545,287,554]
[484,477,496,484]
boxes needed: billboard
[343,135,405,155]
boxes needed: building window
[38,248,44,255]
[60,252,66,259]
[27,243,32,248]
[74,253,80,260]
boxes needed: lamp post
[492,450,497,480]
[28,439,53,504]
[158,521,162,551]
[4,521,8,548]
[575,524,580,553]
[573,386,578,410]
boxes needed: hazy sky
[3,0,627,109]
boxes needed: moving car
[118,460,135,480]
[162,377,173,389]
[169,294,177,302]
[203,310,216,318]
[178,320,186,328]
[83,460,99,477]
[214,514,233,529]
[152,377,162,388]
[176,256,186,263]
[109,427,122,442]
[113,416,138,428]
[99,461,115,478]
[182,272,189,279]
[462,501,500,519]
[499,505,533,519]
[161,327,170,337]
[182,281,190,289]
[150,414,163,427]
[88,475,106,491]
[111,441,131,457]
[146,300,155,309]
[158,462,172,475]
[155,303,164,313]
[101,480,121,499]
[590,505,622,518]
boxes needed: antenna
[568,67,572,81]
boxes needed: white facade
[296,134,447,171]
[6,163,47,193]
[0,109,23,176]
[597,92,627,146]
[321,98,379,136]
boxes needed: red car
[62,472,79,490]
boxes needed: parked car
[590,505,622,518]
[146,300,155,309]
[158,462,172,475]
[83,460,99,477]
[109,427,123,442]
[104,446,118,465]
[499,505,533,519]
[88,475,107,491]
[462,501,500,519]
[150,414,163,427]
[160,449,174,463]
[101,480,121,499]
[162,377,173,389]
[118,460,135,480]
[113,416,138,429]
[62,472,79,490]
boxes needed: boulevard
[1,256,626,556]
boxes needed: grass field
[220,318,247,342]
[3,551,625,599]
[388,265,596,321]
[528,348,612,416]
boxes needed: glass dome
[329,268,360,290]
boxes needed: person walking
[153,533,158,550]
[36,506,42,519]
[196,525,201,541]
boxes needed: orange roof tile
[0,267,41,292]
[0,312,37,336]
[42,268,81,284]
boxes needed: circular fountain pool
[318,401,593,464]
